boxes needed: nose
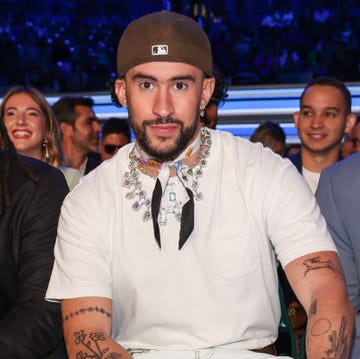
[310,114,324,129]
[93,120,102,134]
[152,88,175,118]
[16,113,26,125]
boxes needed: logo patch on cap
[152,45,168,56]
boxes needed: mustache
[143,116,182,126]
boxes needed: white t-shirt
[46,129,336,351]
[302,166,321,194]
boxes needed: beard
[129,115,199,162]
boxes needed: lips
[150,124,178,137]
[12,129,32,138]
[308,133,326,141]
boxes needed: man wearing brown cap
[46,11,354,359]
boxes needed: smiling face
[3,92,47,159]
[294,84,355,156]
[115,62,214,162]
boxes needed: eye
[325,111,336,117]
[29,111,40,117]
[301,110,311,116]
[174,82,187,90]
[140,81,154,90]
[5,110,15,116]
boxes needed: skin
[293,84,356,172]
[100,132,130,161]
[3,92,47,160]
[60,105,101,169]
[341,121,360,158]
[285,251,354,359]
[115,62,214,162]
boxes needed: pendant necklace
[122,127,212,224]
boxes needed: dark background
[1,0,360,95]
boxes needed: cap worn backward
[116,10,213,78]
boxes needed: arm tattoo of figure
[74,330,122,359]
[62,306,112,322]
[303,256,340,276]
[310,316,349,359]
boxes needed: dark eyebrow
[131,73,196,83]
[171,75,196,82]
[132,73,157,82]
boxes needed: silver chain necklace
[122,127,212,224]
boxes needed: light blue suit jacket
[316,152,360,359]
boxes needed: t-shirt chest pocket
[212,229,260,278]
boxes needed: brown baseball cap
[116,11,213,78]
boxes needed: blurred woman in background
[0,85,81,190]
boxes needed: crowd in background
[1,1,360,95]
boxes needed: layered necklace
[122,127,212,226]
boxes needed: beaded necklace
[122,127,212,224]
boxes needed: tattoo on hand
[311,316,349,359]
[74,330,122,359]
[303,256,339,276]
[63,306,112,322]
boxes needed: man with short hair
[53,96,102,175]
[288,76,356,193]
[280,76,356,353]
[100,117,131,161]
[46,11,354,359]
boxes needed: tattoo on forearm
[74,330,122,358]
[303,256,340,276]
[62,306,112,322]
[309,299,317,318]
[310,316,349,359]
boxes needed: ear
[293,111,300,129]
[200,77,215,107]
[344,113,357,135]
[59,122,73,137]
[115,79,127,107]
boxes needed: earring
[200,103,206,118]
[42,138,50,163]
[122,100,127,108]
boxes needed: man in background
[53,96,102,175]
[288,76,356,193]
[341,116,360,158]
[100,117,131,161]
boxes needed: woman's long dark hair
[0,115,35,215]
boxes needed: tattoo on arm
[309,299,317,319]
[62,306,112,322]
[310,316,349,359]
[303,256,340,276]
[74,330,122,358]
